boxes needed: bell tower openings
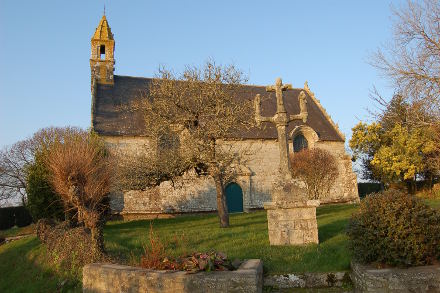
[90,15,115,86]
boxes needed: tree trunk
[68,184,105,258]
[208,138,229,228]
[90,221,104,259]
[213,171,229,228]
[77,205,105,259]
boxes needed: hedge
[357,182,383,198]
[0,206,33,230]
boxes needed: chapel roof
[92,15,114,41]
[92,75,345,142]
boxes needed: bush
[13,206,32,227]
[416,183,440,199]
[290,148,339,200]
[36,219,107,276]
[347,189,440,267]
[0,207,15,230]
[26,153,64,222]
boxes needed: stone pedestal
[264,200,320,245]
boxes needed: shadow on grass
[106,210,268,230]
[316,203,358,217]
[0,237,82,292]
[318,218,350,243]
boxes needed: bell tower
[90,15,115,87]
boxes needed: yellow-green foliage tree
[368,0,440,186]
[350,121,436,192]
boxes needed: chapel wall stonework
[103,136,359,216]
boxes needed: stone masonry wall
[351,262,440,292]
[83,260,263,293]
[104,136,359,216]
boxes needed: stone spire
[90,15,115,87]
[92,15,114,41]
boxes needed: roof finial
[103,4,106,16]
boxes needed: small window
[99,45,106,60]
[293,134,308,152]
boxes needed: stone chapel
[90,15,359,218]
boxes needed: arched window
[293,134,308,152]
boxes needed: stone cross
[255,78,308,178]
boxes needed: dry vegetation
[290,148,339,200]
[45,130,111,257]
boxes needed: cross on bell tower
[90,14,115,88]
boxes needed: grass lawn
[0,198,438,292]
[0,237,82,293]
[0,224,35,239]
[105,203,358,274]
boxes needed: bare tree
[0,141,33,205]
[0,127,79,206]
[371,0,440,123]
[46,130,111,256]
[125,61,253,228]
[290,148,339,200]
[370,0,440,179]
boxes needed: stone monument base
[264,200,320,245]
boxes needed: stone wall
[351,262,440,293]
[104,136,359,216]
[83,260,263,293]
[264,272,351,288]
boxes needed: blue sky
[0,0,403,148]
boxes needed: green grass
[425,198,440,209]
[104,203,359,274]
[0,198,438,292]
[0,224,35,239]
[0,236,81,292]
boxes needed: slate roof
[92,75,344,142]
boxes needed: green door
[225,183,244,213]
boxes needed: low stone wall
[83,259,263,293]
[264,272,351,288]
[351,262,440,293]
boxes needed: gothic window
[293,134,308,152]
[99,45,106,60]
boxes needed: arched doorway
[225,182,244,213]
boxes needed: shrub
[0,207,15,230]
[45,130,111,257]
[36,219,107,276]
[13,206,32,227]
[26,153,64,222]
[416,183,440,199]
[347,189,440,267]
[290,148,339,200]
